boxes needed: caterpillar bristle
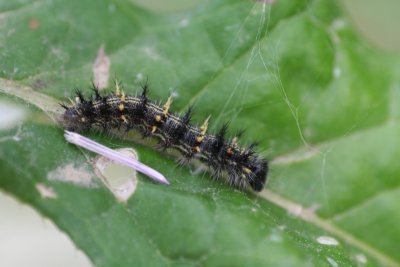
[214,122,229,154]
[75,89,85,103]
[60,103,69,110]
[182,105,194,125]
[235,129,246,139]
[140,78,150,99]
[91,81,101,99]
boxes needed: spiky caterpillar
[61,82,268,191]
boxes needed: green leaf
[1,0,399,266]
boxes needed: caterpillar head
[61,105,89,131]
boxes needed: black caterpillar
[61,82,268,191]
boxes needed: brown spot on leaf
[47,163,96,188]
[93,148,138,203]
[35,183,57,199]
[29,19,40,29]
[92,46,110,90]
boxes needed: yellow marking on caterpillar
[243,168,251,174]
[155,115,161,122]
[200,116,210,135]
[163,96,173,115]
[115,80,121,96]
[194,146,201,153]
[81,117,86,122]
[151,125,157,133]
[227,147,233,156]
[121,91,126,102]
[118,103,124,111]
[121,115,128,123]
[195,116,210,144]
[231,136,239,148]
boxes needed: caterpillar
[61,82,268,192]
